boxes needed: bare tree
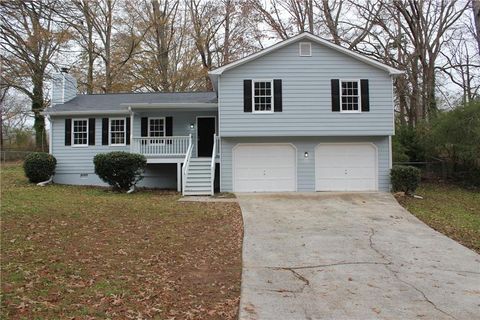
[0,0,70,149]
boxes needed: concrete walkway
[237,192,480,320]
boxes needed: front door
[197,117,216,157]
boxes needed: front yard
[398,182,480,253]
[1,164,243,319]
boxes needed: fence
[1,150,35,164]
[393,158,447,181]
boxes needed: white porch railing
[182,135,194,195]
[210,134,218,195]
[131,136,190,157]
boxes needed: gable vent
[299,42,311,56]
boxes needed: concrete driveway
[237,192,480,320]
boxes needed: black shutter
[102,118,109,145]
[273,79,282,112]
[165,117,173,144]
[88,118,95,145]
[243,80,252,112]
[166,117,173,136]
[331,79,340,112]
[126,117,131,145]
[360,79,370,112]
[65,118,72,146]
[141,117,148,137]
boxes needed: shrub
[93,152,147,191]
[391,165,421,195]
[23,152,57,183]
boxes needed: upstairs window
[341,80,360,112]
[253,80,273,113]
[109,118,126,145]
[72,119,88,146]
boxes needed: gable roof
[45,91,217,115]
[209,32,403,78]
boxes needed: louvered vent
[299,42,311,56]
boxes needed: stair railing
[182,134,193,195]
[210,134,218,196]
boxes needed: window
[72,119,88,146]
[341,80,361,112]
[148,117,165,144]
[109,118,126,145]
[299,42,311,56]
[148,118,165,137]
[253,80,273,112]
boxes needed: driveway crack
[369,228,458,320]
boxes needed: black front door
[197,117,216,157]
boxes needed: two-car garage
[232,143,378,192]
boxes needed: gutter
[121,103,218,108]
[42,110,129,116]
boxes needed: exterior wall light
[304,152,309,158]
[190,123,195,129]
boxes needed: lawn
[398,182,480,253]
[1,164,243,319]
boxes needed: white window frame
[252,79,274,114]
[72,118,89,147]
[339,79,362,113]
[109,117,127,146]
[299,42,312,57]
[148,117,166,144]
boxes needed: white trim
[339,79,362,113]
[388,136,393,169]
[196,116,217,157]
[314,142,378,191]
[109,117,127,146]
[43,110,129,116]
[299,42,312,56]
[48,116,53,154]
[232,143,298,192]
[122,103,217,108]
[71,118,89,147]
[209,32,404,76]
[252,79,274,113]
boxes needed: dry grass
[1,164,243,319]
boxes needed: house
[45,32,403,195]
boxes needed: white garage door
[233,144,296,192]
[315,143,377,191]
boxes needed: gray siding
[50,110,216,187]
[220,136,391,192]
[218,40,394,137]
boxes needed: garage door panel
[315,144,377,191]
[234,144,296,192]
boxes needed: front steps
[183,158,213,195]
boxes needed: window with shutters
[109,118,126,145]
[253,80,273,113]
[340,80,361,112]
[148,117,165,144]
[72,119,88,146]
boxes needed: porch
[127,107,219,195]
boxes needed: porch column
[177,162,182,192]
[129,107,134,153]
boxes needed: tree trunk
[473,0,480,55]
[32,77,47,150]
[152,0,169,91]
